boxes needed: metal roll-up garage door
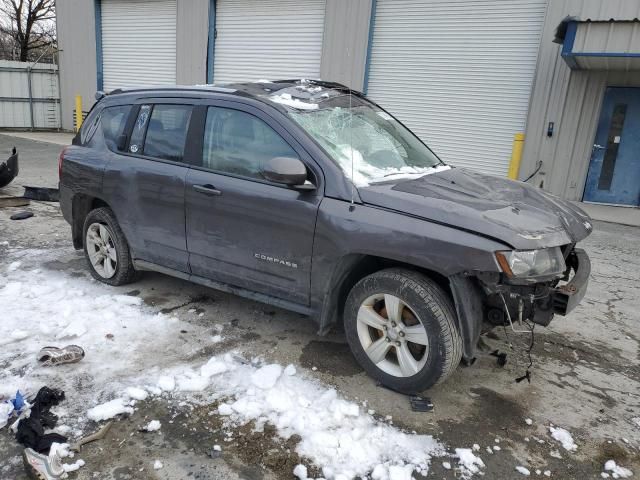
[101,0,177,91]
[366,0,547,176]
[213,0,326,84]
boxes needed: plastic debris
[10,211,33,220]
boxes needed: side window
[79,109,100,145]
[101,105,132,151]
[129,104,151,155]
[202,106,299,180]
[142,104,192,162]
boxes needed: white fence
[0,60,61,129]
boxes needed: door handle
[192,184,222,196]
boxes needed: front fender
[310,198,507,333]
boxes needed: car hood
[358,167,593,250]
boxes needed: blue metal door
[584,87,640,206]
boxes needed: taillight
[58,146,68,181]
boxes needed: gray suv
[59,80,592,393]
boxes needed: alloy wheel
[85,222,118,279]
[356,293,429,377]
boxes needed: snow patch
[125,387,148,401]
[87,398,133,421]
[7,261,21,272]
[455,448,485,478]
[549,426,577,451]
[270,93,318,110]
[603,460,633,478]
[62,459,85,473]
[144,420,161,432]
[168,354,445,479]
[251,364,282,389]
[157,375,176,392]
[293,464,308,479]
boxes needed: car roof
[102,79,365,112]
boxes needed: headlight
[495,247,566,278]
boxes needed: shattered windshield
[287,94,446,186]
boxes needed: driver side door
[185,102,323,306]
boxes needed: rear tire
[344,268,462,394]
[83,207,138,286]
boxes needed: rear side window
[101,105,131,151]
[143,105,192,162]
[128,104,192,162]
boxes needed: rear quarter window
[101,105,132,151]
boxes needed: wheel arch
[70,194,111,249]
[317,253,452,331]
[317,253,483,363]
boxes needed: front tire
[83,207,137,286]
[344,268,462,394]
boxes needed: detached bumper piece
[551,248,590,315]
[0,147,19,188]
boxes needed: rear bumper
[551,248,590,316]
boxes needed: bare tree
[0,0,56,62]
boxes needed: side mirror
[116,134,127,151]
[262,156,311,188]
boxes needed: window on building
[202,106,298,180]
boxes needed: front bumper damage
[551,248,591,316]
[450,247,591,362]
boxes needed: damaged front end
[450,244,591,362]
[482,245,591,328]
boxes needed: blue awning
[561,20,640,71]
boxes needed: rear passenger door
[102,100,196,273]
[185,101,323,306]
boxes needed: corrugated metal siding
[366,0,547,177]
[56,0,97,130]
[176,0,209,85]
[102,0,177,91]
[521,0,640,200]
[574,21,640,53]
[213,0,326,84]
[320,0,372,90]
[0,60,60,128]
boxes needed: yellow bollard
[75,95,83,132]
[507,133,525,180]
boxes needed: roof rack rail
[104,85,236,96]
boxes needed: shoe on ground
[37,345,85,367]
[22,448,64,480]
